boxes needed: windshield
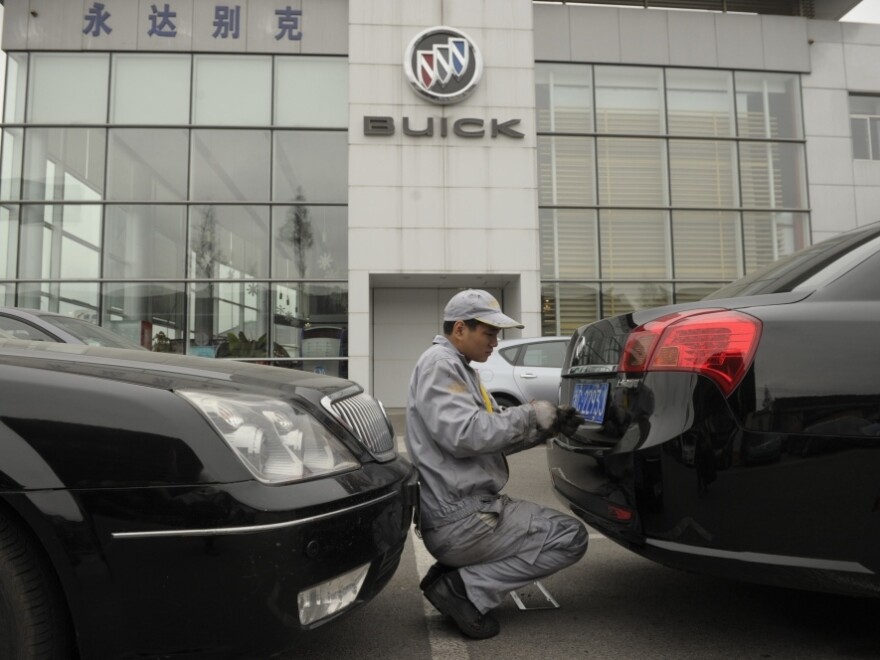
[704,224,880,299]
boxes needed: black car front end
[0,341,418,659]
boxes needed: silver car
[474,336,569,407]
[0,307,145,349]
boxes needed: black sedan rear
[548,222,880,597]
[0,339,417,659]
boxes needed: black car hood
[0,338,359,403]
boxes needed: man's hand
[555,405,584,438]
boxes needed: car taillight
[617,309,762,397]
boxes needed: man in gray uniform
[405,289,588,640]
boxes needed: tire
[0,512,72,660]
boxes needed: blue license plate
[572,381,609,424]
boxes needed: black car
[548,222,880,597]
[0,339,417,658]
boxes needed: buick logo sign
[404,26,483,105]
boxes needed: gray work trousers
[421,495,588,613]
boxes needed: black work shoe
[424,571,500,640]
[419,562,453,591]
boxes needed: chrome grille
[327,393,396,462]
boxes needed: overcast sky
[843,0,880,21]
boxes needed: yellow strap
[479,382,494,413]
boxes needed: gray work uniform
[405,335,588,613]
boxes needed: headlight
[178,390,360,484]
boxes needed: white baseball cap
[443,289,524,329]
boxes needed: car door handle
[519,373,538,379]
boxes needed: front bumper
[14,459,419,659]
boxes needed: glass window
[669,139,738,208]
[16,282,100,319]
[28,53,109,124]
[22,129,106,201]
[189,205,269,279]
[849,95,880,161]
[521,341,567,368]
[743,211,810,273]
[275,57,348,128]
[540,282,600,336]
[597,138,668,206]
[274,282,349,377]
[189,280,269,358]
[18,205,102,280]
[539,208,598,279]
[602,282,672,316]
[595,66,664,134]
[273,206,347,280]
[193,55,271,126]
[0,205,19,280]
[104,205,187,279]
[4,53,28,123]
[273,131,348,204]
[672,211,742,281]
[675,283,726,304]
[103,282,187,351]
[111,54,191,124]
[735,72,802,139]
[739,141,807,209]
[537,136,596,206]
[191,129,270,202]
[536,63,593,133]
[666,69,735,137]
[1,128,24,201]
[107,129,189,202]
[600,210,671,279]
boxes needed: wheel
[0,511,72,660]
[492,393,520,409]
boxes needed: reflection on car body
[0,338,417,658]
[548,221,880,597]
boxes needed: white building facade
[0,0,877,406]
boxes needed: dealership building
[0,0,876,406]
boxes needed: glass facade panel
[193,55,272,126]
[595,66,665,134]
[666,69,735,137]
[17,281,100,319]
[743,211,810,272]
[539,208,598,279]
[18,205,102,281]
[4,53,27,123]
[111,54,191,124]
[541,282,600,336]
[103,282,187,351]
[191,129,271,202]
[28,54,109,124]
[669,139,738,207]
[107,129,189,202]
[735,72,802,139]
[537,136,596,206]
[600,210,671,278]
[672,211,742,281]
[0,205,19,280]
[597,138,668,206]
[105,205,187,279]
[273,131,348,204]
[273,206,348,280]
[274,282,349,377]
[602,282,672,316]
[739,141,807,209]
[535,63,593,133]
[1,128,24,201]
[189,280,270,358]
[22,129,106,201]
[849,94,880,161]
[189,205,270,280]
[275,58,348,128]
